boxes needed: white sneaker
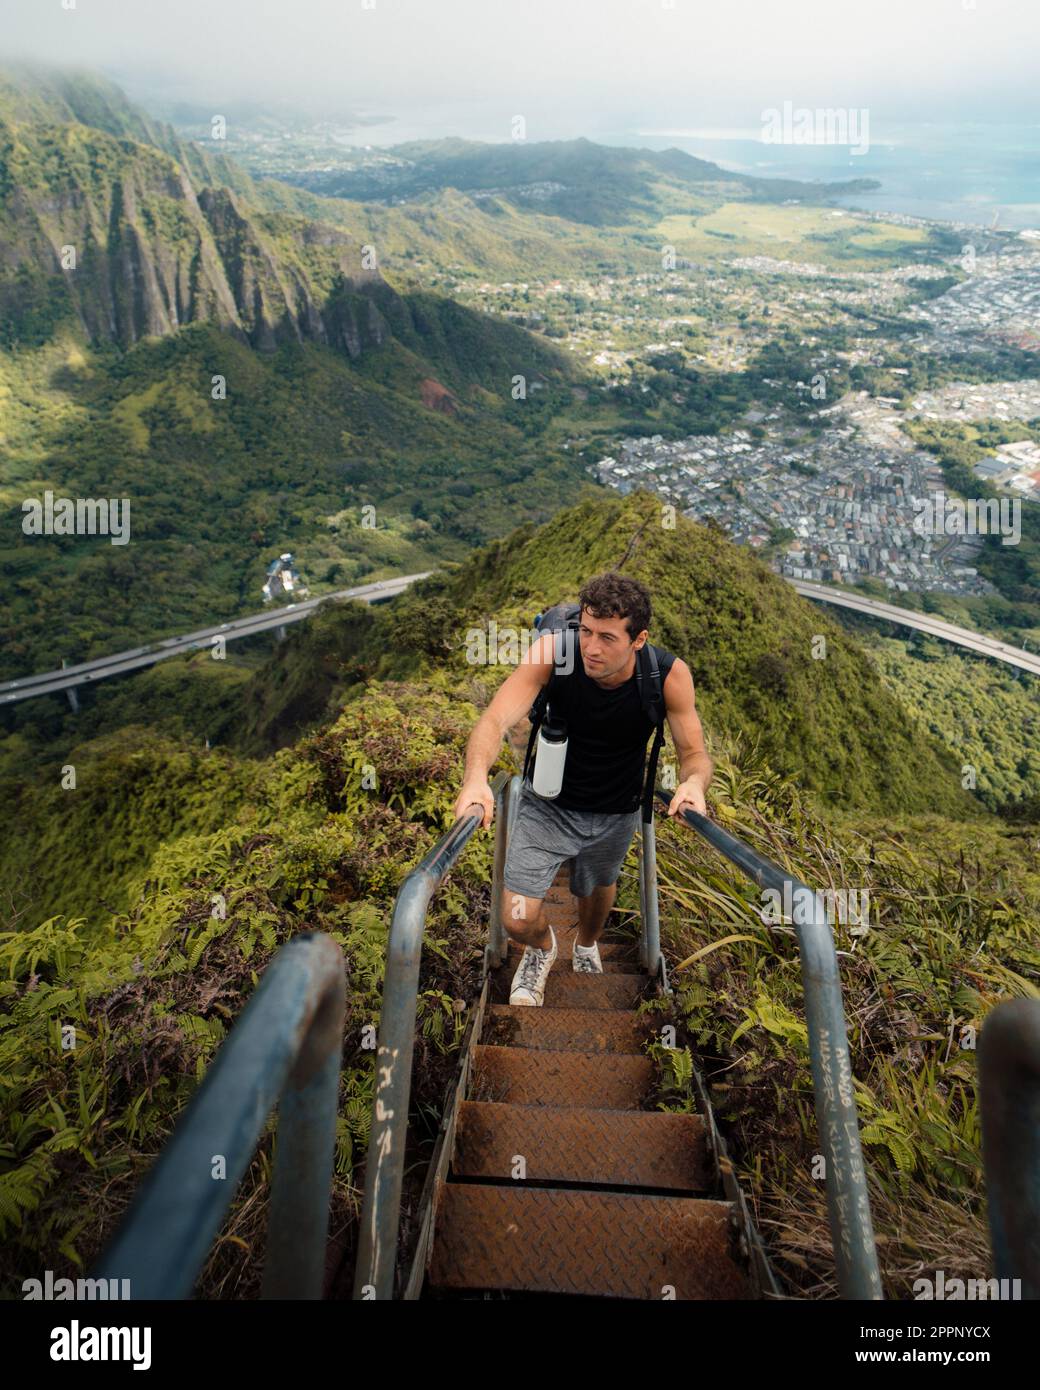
[509,925,558,1006]
[572,940,603,974]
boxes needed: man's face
[578,608,647,678]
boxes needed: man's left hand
[666,780,707,818]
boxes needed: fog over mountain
[3,0,1039,139]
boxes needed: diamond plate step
[483,1005,649,1054]
[471,1045,652,1109]
[453,1101,711,1191]
[427,1185,752,1299]
[491,970,647,1010]
[536,900,588,930]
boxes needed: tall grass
[647,730,1039,1298]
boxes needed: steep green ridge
[2,488,991,930]
[0,62,639,349]
[0,59,1034,1311]
[0,61,294,233]
[0,78,436,351]
[0,491,1034,1301]
[0,62,183,154]
[0,62,599,679]
[0,63,634,320]
[407,489,988,820]
[0,63,890,304]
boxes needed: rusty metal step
[491,969,647,1010]
[537,900,585,930]
[453,1101,712,1191]
[483,1004,649,1053]
[471,1045,653,1109]
[427,1185,752,1299]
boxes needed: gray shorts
[502,781,642,901]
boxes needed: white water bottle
[531,715,568,799]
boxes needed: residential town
[586,403,1005,596]
[904,244,1040,355]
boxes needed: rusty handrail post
[978,997,1040,1298]
[654,788,882,1300]
[353,769,511,1300]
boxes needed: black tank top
[527,638,677,814]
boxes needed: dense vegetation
[809,588,1040,816]
[648,738,1039,1298]
[0,61,1005,687]
[0,309,588,678]
[1,62,1037,1304]
[1,490,1036,1300]
[0,682,494,1296]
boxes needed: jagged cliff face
[0,70,391,354]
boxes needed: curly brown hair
[578,572,652,641]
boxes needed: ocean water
[212,91,1040,233]
[348,111,1040,231]
[605,122,1040,231]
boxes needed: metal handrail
[638,809,664,982]
[89,931,346,1299]
[353,769,512,1300]
[487,774,522,972]
[978,996,1040,1298]
[653,787,883,1300]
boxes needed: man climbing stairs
[422,863,757,1299]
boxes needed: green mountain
[0,63,473,352]
[1,62,655,350]
[1,487,1035,1301]
[2,488,994,929]
[282,133,881,226]
[0,57,1034,1313]
[0,63,653,309]
[0,62,598,677]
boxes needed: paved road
[788,579,1040,676]
[4,568,1035,706]
[0,572,433,706]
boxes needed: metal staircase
[354,770,802,1301]
[85,766,1040,1303]
[422,869,765,1299]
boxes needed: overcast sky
[4,0,1039,140]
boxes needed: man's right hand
[453,781,495,829]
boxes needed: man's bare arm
[661,658,713,817]
[453,632,556,826]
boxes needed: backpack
[522,602,669,823]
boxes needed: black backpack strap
[642,721,665,823]
[635,643,668,823]
[634,643,664,722]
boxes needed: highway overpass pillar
[61,660,79,713]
